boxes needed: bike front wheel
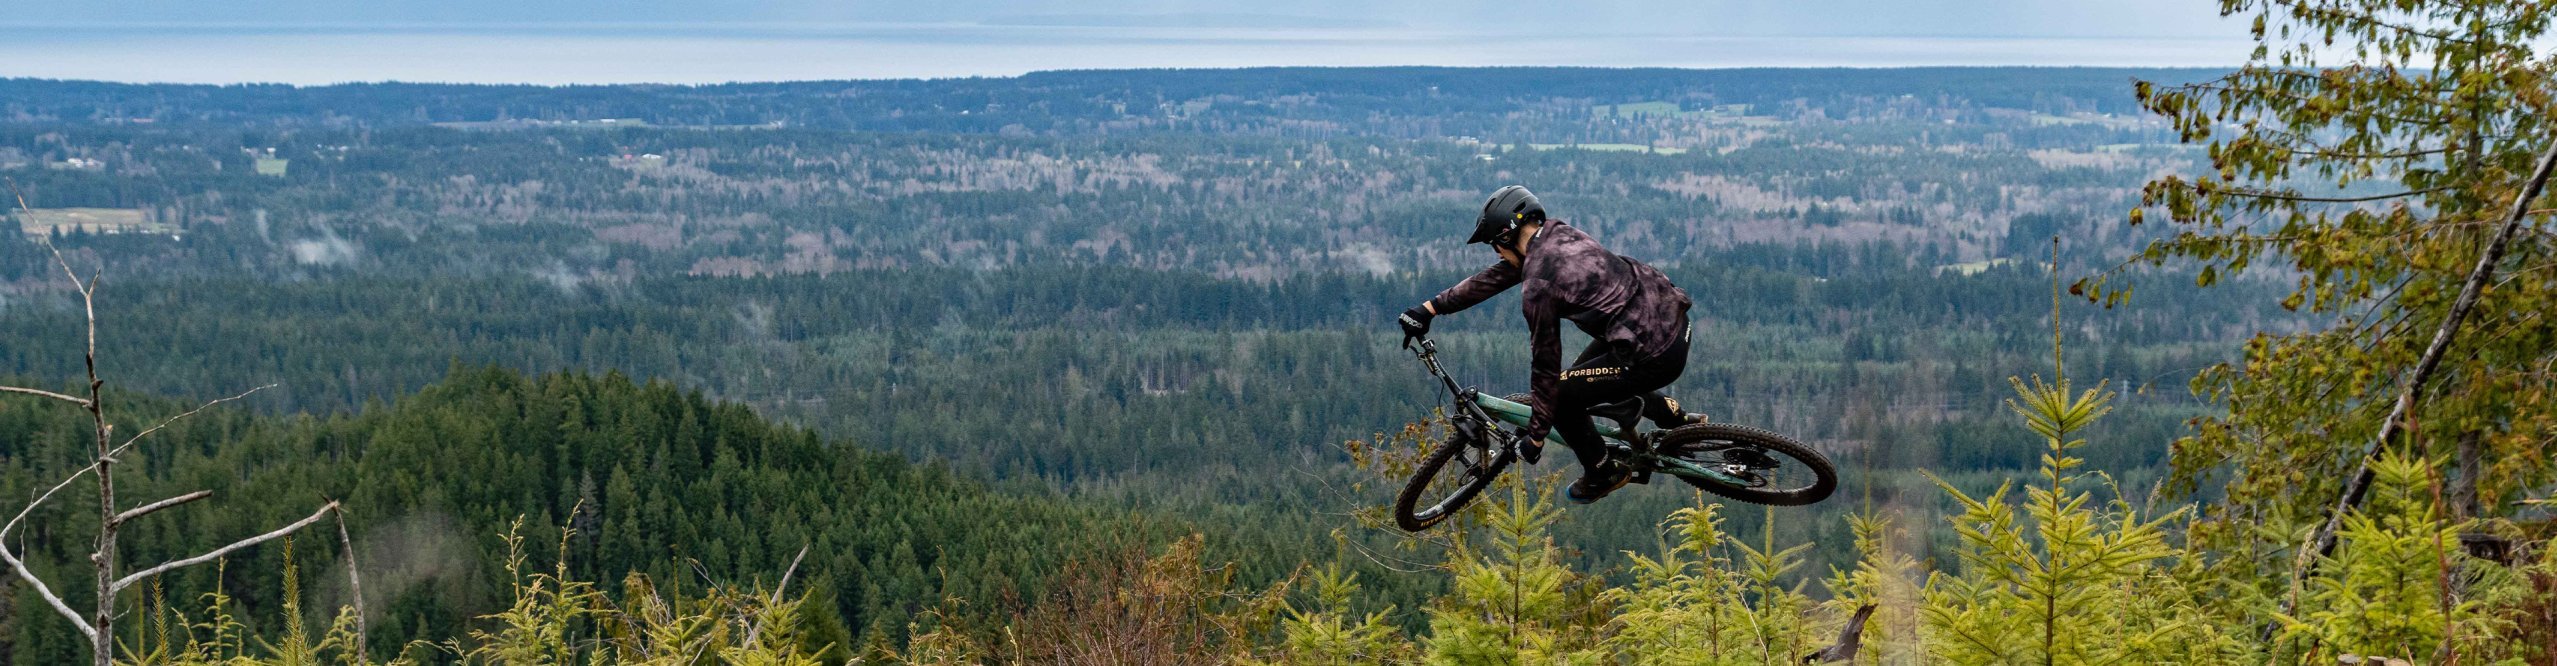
[1652,423,1836,506]
[1393,417,1515,532]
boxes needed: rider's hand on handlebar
[1512,426,1543,464]
[1398,304,1434,349]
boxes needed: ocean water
[0,23,2258,85]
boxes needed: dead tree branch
[0,232,331,664]
[334,507,368,664]
[111,385,275,457]
[0,386,91,406]
[0,539,95,640]
[110,491,212,527]
[5,465,97,541]
[741,544,811,648]
[113,501,340,593]
[2274,138,2557,638]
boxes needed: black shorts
[1548,323,1691,467]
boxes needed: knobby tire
[1393,419,1512,532]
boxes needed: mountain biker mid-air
[1398,185,1702,504]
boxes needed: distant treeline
[0,67,2224,133]
[0,248,2288,592]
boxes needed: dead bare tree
[2,180,345,666]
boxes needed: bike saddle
[1588,398,1645,435]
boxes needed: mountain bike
[1393,337,1837,532]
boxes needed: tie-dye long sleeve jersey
[1427,221,1693,443]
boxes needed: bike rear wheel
[1653,423,1836,506]
[1393,417,1515,532]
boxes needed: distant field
[2026,112,2145,130]
[433,118,654,131]
[2095,142,2204,153]
[11,208,173,238]
[1528,142,1688,155]
[1599,101,1686,117]
[1937,258,2032,276]
[1596,101,1767,125]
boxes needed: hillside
[6,62,2539,662]
[0,367,1344,660]
[0,70,2313,621]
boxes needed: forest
[3,0,2557,662]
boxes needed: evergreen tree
[1420,482,1608,665]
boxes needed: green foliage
[432,516,605,663]
[120,558,368,666]
[1604,502,1828,666]
[2094,0,2557,556]
[1919,372,2218,665]
[1420,482,1608,665]
[1817,511,1921,663]
[8,55,2557,664]
[2,365,1290,660]
[2276,454,2535,662]
[1249,565,1408,666]
[75,366,2556,665]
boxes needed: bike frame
[1414,338,1751,488]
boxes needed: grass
[2094,143,2202,153]
[1594,101,1758,121]
[12,208,174,238]
[1936,258,2020,276]
[1527,143,1688,155]
[1599,101,1685,117]
[2027,113,2093,127]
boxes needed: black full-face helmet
[1469,185,1545,245]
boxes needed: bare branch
[3,177,26,212]
[112,501,339,593]
[47,242,87,299]
[112,384,276,457]
[0,268,97,644]
[334,507,368,664]
[7,463,100,542]
[110,490,211,527]
[2296,146,2455,160]
[741,544,811,647]
[0,386,90,407]
[0,544,96,640]
[772,544,808,604]
[2181,181,2452,204]
[2275,137,2557,638]
[0,277,96,645]
[2155,79,2458,125]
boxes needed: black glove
[1513,426,1544,465]
[1398,304,1435,349]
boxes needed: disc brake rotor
[1705,446,1780,487]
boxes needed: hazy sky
[0,1,2252,84]
[3,0,2238,38]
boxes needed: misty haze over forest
[0,0,2252,84]
[3,0,2236,38]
